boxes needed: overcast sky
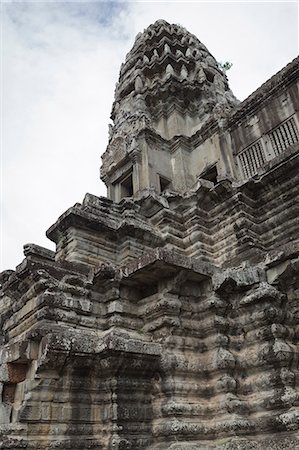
[1,1,298,271]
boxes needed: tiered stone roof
[112,19,236,122]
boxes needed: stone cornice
[93,247,217,285]
[226,56,299,129]
[46,200,163,247]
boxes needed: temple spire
[101,20,238,202]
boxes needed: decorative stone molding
[0,19,298,450]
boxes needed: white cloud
[129,1,298,99]
[1,1,298,271]
[1,2,132,270]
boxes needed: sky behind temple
[1,1,299,271]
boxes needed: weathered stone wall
[0,245,298,449]
[228,58,299,181]
[46,144,299,269]
[101,19,299,201]
[1,20,298,450]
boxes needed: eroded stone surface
[0,19,298,450]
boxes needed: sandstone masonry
[1,20,299,450]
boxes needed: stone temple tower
[101,19,238,201]
[0,20,299,450]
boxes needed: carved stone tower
[101,20,238,201]
[0,20,298,450]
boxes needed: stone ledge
[39,328,161,360]
[23,244,55,262]
[93,248,217,285]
